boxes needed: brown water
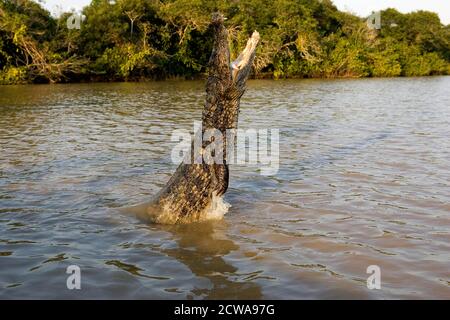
[0,78,449,299]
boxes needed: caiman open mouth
[123,13,260,224]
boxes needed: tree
[1,0,449,84]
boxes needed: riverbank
[1,1,449,86]
[1,69,449,85]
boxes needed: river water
[0,77,449,299]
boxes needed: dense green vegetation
[1,0,449,84]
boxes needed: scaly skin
[127,13,260,224]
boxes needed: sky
[39,0,450,25]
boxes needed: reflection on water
[160,222,262,299]
[0,78,449,299]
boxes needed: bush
[0,66,28,84]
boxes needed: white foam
[202,194,231,221]
[127,194,231,224]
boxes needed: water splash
[122,193,231,224]
[202,194,231,221]
[159,193,231,224]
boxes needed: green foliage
[95,43,162,79]
[402,50,448,76]
[0,65,27,84]
[0,0,449,84]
